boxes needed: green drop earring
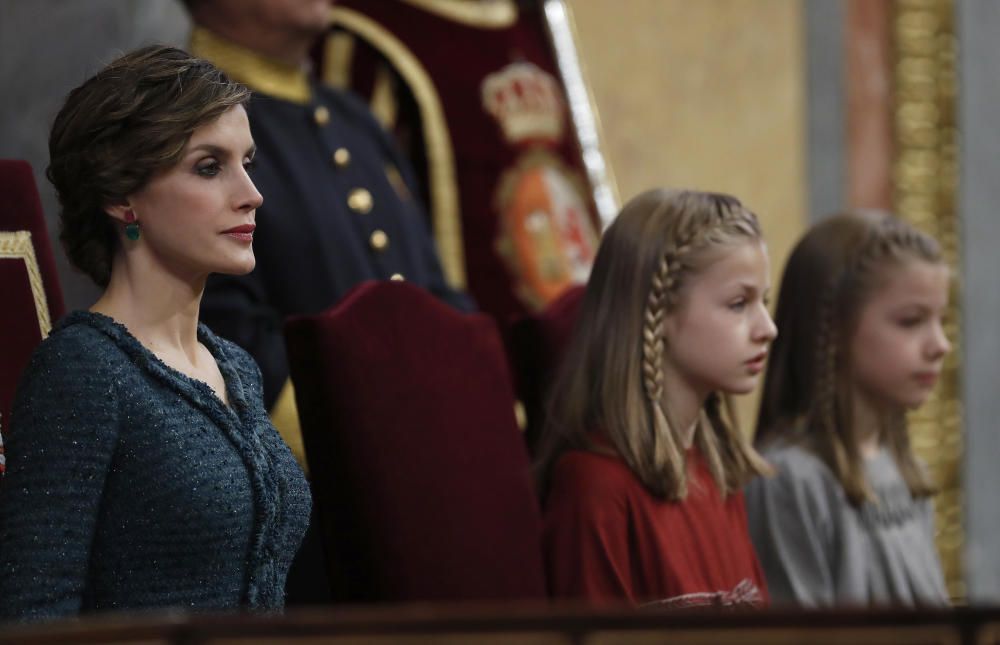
[124,209,140,241]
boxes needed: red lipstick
[222,223,255,242]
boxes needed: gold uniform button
[347,188,373,214]
[313,105,330,126]
[390,273,405,281]
[370,229,389,252]
[332,147,351,168]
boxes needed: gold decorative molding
[891,0,962,600]
[542,0,620,228]
[399,0,517,29]
[329,6,467,289]
[0,230,52,338]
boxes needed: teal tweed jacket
[0,311,311,621]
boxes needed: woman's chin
[214,255,256,276]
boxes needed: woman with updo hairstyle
[0,45,310,622]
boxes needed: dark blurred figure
[186,0,471,464]
[184,0,472,606]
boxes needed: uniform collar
[190,26,312,105]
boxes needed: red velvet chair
[284,281,547,602]
[0,160,66,472]
[508,285,585,455]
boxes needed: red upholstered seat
[284,281,547,602]
[509,285,585,455]
[0,160,66,469]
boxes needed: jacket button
[370,229,389,252]
[347,188,373,214]
[332,147,351,168]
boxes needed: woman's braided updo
[47,45,250,286]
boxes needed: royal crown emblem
[482,62,566,144]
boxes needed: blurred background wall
[0,0,189,311]
[567,0,807,439]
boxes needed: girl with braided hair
[746,210,950,607]
[536,188,776,607]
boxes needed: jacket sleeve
[744,455,837,608]
[0,343,121,621]
[543,458,635,604]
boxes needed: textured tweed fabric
[0,311,311,622]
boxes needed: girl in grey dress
[746,211,950,608]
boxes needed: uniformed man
[183,0,472,605]
[184,0,472,466]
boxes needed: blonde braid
[642,249,686,499]
[813,289,838,432]
[812,287,839,437]
[641,252,671,404]
[811,275,866,502]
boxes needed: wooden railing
[4,603,1000,645]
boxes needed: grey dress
[745,440,948,608]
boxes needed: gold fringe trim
[0,231,52,338]
[400,0,517,29]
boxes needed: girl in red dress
[536,188,775,607]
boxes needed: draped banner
[318,0,617,324]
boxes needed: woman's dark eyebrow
[187,143,227,157]
[186,142,257,158]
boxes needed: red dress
[543,446,768,607]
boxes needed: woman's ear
[104,202,133,223]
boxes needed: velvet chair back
[0,160,65,461]
[285,281,547,602]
